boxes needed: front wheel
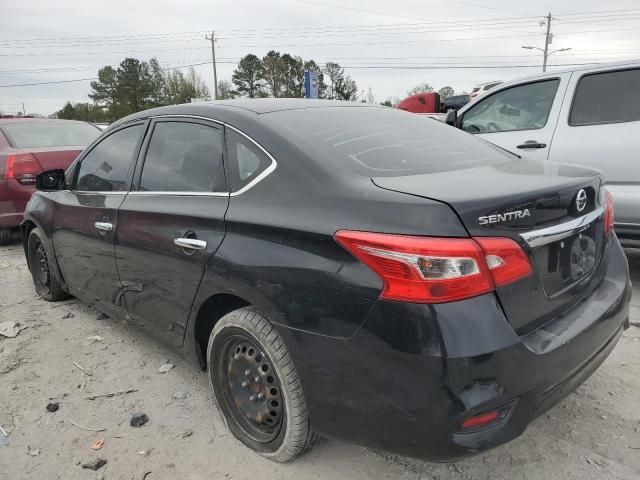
[27,227,69,301]
[207,307,319,462]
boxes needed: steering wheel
[486,122,501,132]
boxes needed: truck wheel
[208,307,319,462]
[0,228,11,246]
[27,228,69,301]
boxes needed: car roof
[110,99,382,130]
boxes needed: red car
[0,118,100,244]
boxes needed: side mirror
[445,109,458,127]
[36,169,66,191]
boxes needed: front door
[458,75,570,160]
[52,122,146,317]
[115,118,228,346]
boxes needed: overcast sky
[1,0,639,115]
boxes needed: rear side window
[139,121,225,192]
[1,121,99,148]
[461,79,559,134]
[225,129,272,192]
[570,68,640,126]
[76,124,143,192]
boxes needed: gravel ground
[1,235,639,480]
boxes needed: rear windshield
[1,121,100,148]
[266,107,513,177]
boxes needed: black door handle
[517,141,547,149]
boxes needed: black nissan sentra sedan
[21,100,630,462]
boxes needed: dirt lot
[1,236,639,480]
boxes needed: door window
[139,121,225,192]
[226,129,272,192]
[76,124,144,192]
[570,68,640,126]
[461,79,560,134]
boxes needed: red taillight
[460,410,500,430]
[335,231,531,304]
[604,190,614,235]
[5,153,42,185]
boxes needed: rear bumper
[285,236,631,461]
[0,179,34,228]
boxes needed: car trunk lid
[372,158,607,333]
[30,146,83,171]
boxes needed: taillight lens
[604,190,614,235]
[335,231,532,303]
[5,153,42,186]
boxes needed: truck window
[460,79,560,134]
[570,68,640,126]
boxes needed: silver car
[447,60,640,247]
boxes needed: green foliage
[217,80,237,100]
[232,54,265,98]
[69,57,210,122]
[408,83,434,96]
[55,102,108,123]
[438,86,455,99]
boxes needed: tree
[335,74,358,101]
[362,86,375,104]
[438,86,455,99]
[55,101,108,122]
[148,57,168,106]
[323,62,342,99]
[282,53,305,98]
[165,68,209,104]
[89,66,118,120]
[217,80,236,100]
[232,54,264,98]
[407,83,434,96]
[261,51,288,97]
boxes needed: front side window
[226,129,272,192]
[139,121,225,192]
[461,79,560,134]
[570,68,640,126]
[76,124,143,192]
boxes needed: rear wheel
[27,228,69,301]
[208,307,319,462]
[0,228,11,246]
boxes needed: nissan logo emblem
[576,189,588,212]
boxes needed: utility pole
[21,102,25,115]
[542,12,552,73]
[205,31,218,99]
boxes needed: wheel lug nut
[254,376,260,383]
[241,380,249,388]
[257,392,264,400]
[244,369,251,376]
[249,394,257,402]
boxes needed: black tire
[0,227,11,246]
[208,307,319,462]
[27,227,69,302]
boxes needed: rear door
[549,66,640,230]
[52,122,146,317]
[459,75,570,160]
[115,117,228,347]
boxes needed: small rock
[172,391,188,400]
[130,413,149,428]
[96,313,109,320]
[27,447,40,456]
[62,312,74,319]
[82,458,107,471]
[177,430,193,438]
[46,402,59,413]
[157,363,175,374]
[0,320,27,338]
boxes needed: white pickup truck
[446,60,640,247]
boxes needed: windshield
[1,121,100,148]
[266,106,513,177]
